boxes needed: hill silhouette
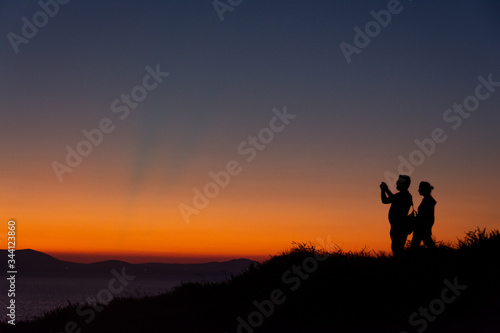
[2,228,499,333]
[0,249,254,278]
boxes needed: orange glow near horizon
[3,154,498,264]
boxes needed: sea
[1,275,209,323]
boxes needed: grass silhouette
[3,228,499,333]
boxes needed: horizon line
[1,248,269,264]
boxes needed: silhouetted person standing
[380,175,413,256]
[411,182,436,249]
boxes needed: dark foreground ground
[2,228,499,333]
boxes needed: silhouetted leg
[411,231,422,249]
[390,228,407,256]
[422,231,435,249]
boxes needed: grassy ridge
[3,228,500,333]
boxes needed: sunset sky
[1,0,499,263]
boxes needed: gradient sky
[1,0,499,263]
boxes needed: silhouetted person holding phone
[411,182,436,249]
[380,175,413,256]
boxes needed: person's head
[396,175,411,191]
[418,181,434,196]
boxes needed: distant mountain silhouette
[1,249,254,279]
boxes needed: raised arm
[380,182,393,204]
